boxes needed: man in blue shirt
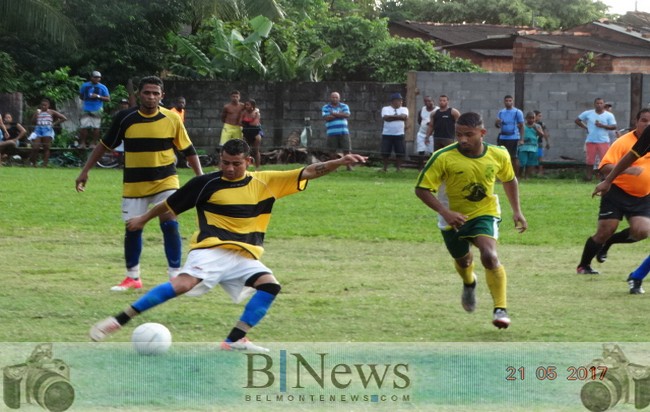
[79,70,110,148]
[575,97,617,181]
[495,95,524,170]
[322,92,352,170]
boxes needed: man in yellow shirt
[415,112,527,329]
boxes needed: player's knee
[256,282,281,296]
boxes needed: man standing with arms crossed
[427,94,461,152]
[322,91,352,170]
[415,112,527,328]
[575,97,617,181]
[75,76,203,291]
[415,95,437,156]
[78,70,110,149]
[495,95,524,171]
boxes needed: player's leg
[628,255,650,294]
[577,219,618,274]
[41,136,52,167]
[472,234,510,329]
[158,203,182,280]
[30,136,42,167]
[441,229,476,312]
[112,198,148,291]
[90,274,201,341]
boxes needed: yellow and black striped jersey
[101,107,196,198]
[164,169,308,259]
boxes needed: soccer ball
[131,323,172,356]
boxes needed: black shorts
[381,135,405,157]
[497,138,518,160]
[599,184,650,221]
[242,125,261,146]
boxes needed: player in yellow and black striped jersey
[88,139,367,352]
[76,76,203,292]
[415,112,526,330]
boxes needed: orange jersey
[600,130,650,197]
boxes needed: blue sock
[160,220,181,269]
[124,229,143,270]
[630,255,650,280]
[239,290,277,327]
[132,282,177,313]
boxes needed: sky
[599,0,650,15]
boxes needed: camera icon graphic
[3,343,74,412]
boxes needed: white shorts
[182,247,272,303]
[121,190,176,222]
[416,131,433,154]
[80,113,102,129]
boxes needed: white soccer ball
[131,323,172,356]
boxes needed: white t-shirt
[382,106,409,136]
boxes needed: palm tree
[186,0,285,34]
[0,0,78,46]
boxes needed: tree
[0,0,79,46]
[185,0,285,34]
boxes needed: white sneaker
[90,317,121,341]
[492,309,511,329]
[220,338,269,353]
[168,268,181,279]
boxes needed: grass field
[1,164,648,344]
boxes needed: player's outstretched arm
[75,144,109,192]
[300,154,367,180]
[127,202,175,231]
[593,151,638,197]
[502,179,527,233]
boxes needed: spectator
[380,92,408,172]
[575,97,617,181]
[322,91,352,170]
[533,110,550,176]
[415,112,526,329]
[30,98,67,167]
[78,70,110,149]
[220,90,244,147]
[518,112,544,179]
[578,109,650,274]
[0,113,26,163]
[75,76,203,291]
[239,98,262,170]
[415,95,437,156]
[495,95,524,171]
[117,98,130,112]
[428,94,461,151]
[169,96,186,123]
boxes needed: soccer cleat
[89,317,121,341]
[220,337,269,353]
[461,275,477,313]
[596,247,609,263]
[111,276,142,291]
[627,275,645,295]
[577,266,600,275]
[492,308,511,329]
[168,268,181,280]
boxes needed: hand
[592,181,611,197]
[441,210,468,231]
[339,154,368,166]
[545,144,550,150]
[513,212,527,233]
[126,216,146,231]
[75,173,88,192]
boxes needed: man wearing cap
[604,102,620,142]
[381,92,409,172]
[79,70,110,148]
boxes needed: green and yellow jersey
[415,142,515,221]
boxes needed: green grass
[0,165,648,343]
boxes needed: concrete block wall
[412,71,642,162]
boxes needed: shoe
[577,266,600,275]
[596,247,609,263]
[492,309,511,329]
[220,337,269,353]
[168,268,181,280]
[110,277,142,291]
[461,275,477,313]
[90,317,121,341]
[628,275,645,295]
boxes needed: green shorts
[440,215,501,259]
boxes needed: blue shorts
[34,126,54,138]
[518,150,538,167]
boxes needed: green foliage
[379,0,608,30]
[0,0,79,46]
[574,51,596,73]
[367,37,483,82]
[0,52,22,93]
[185,0,285,34]
[26,66,85,106]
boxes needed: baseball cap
[390,92,403,100]
[91,70,102,78]
[119,98,129,104]
[604,102,613,107]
